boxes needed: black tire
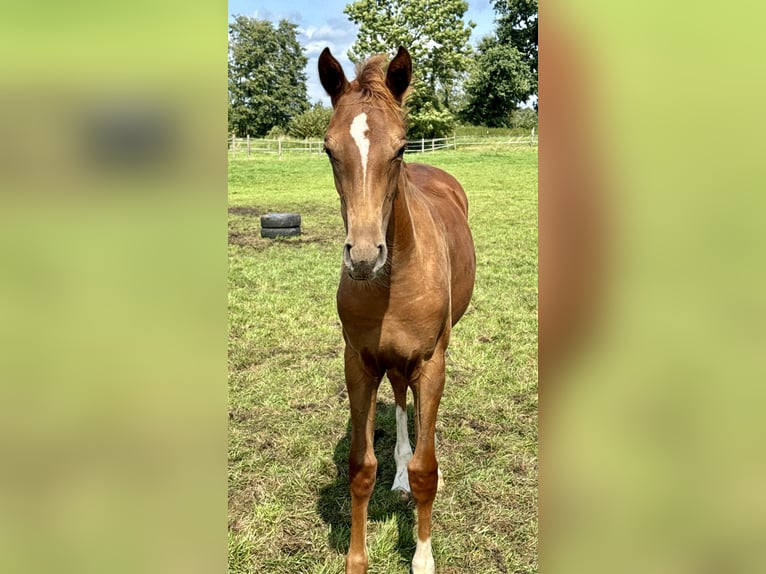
[260,213,301,228]
[260,227,301,239]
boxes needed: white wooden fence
[228,130,537,159]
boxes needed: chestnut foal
[319,46,475,574]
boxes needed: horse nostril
[375,244,387,268]
[343,243,353,267]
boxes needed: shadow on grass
[317,401,417,567]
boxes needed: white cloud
[302,24,352,42]
[298,18,359,104]
[250,8,304,25]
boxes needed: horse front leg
[344,346,381,574]
[409,348,446,574]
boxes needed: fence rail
[228,131,537,159]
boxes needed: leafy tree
[288,103,333,139]
[492,0,538,95]
[460,36,533,127]
[408,103,456,139]
[344,0,474,97]
[460,0,537,127]
[343,0,475,137]
[510,107,538,130]
[266,125,288,139]
[406,78,455,138]
[228,16,309,137]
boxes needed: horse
[318,46,476,574]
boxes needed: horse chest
[378,313,441,360]
[338,285,449,368]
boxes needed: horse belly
[447,223,475,325]
[407,163,475,326]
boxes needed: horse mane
[352,54,410,114]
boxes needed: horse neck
[386,165,418,262]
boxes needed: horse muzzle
[343,242,387,280]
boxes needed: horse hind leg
[389,370,445,500]
[388,370,413,499]
[435,435,444,491]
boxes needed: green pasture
[228,147,538,573]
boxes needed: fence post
[432,138,435,152]
[530,127,535,146]
[421,137,424,152]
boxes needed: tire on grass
[260,213,301,228]
[260,227,301,239]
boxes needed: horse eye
[324,145,334,159]
[396,145,406,159]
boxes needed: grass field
[228,146,538,573]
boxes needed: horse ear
[318,48,349,106]
[386,46,412,103]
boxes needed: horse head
[318,47,412,280]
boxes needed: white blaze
[350,112,370,189]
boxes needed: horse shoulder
[404,162,469,217]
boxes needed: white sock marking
[392,404,413,493]
[435,434,444,490]
[412,537,435,574]
[349,112,369,190]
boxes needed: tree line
[228,0,537,139]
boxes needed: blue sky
[228,0,498,104]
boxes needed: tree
[509,107,538,129]
[459,0,538,127]
[406,79,456,138]
[343,0,475,136]
[288,103,333,139]
[228,16,309,137]
[492,0,538,95]
[460,36,533,127]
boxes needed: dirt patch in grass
[228,206,263,217]
[227,207,264,248]
[228,223,334,249]
[228,229,267,249]
[228,204,341,249]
